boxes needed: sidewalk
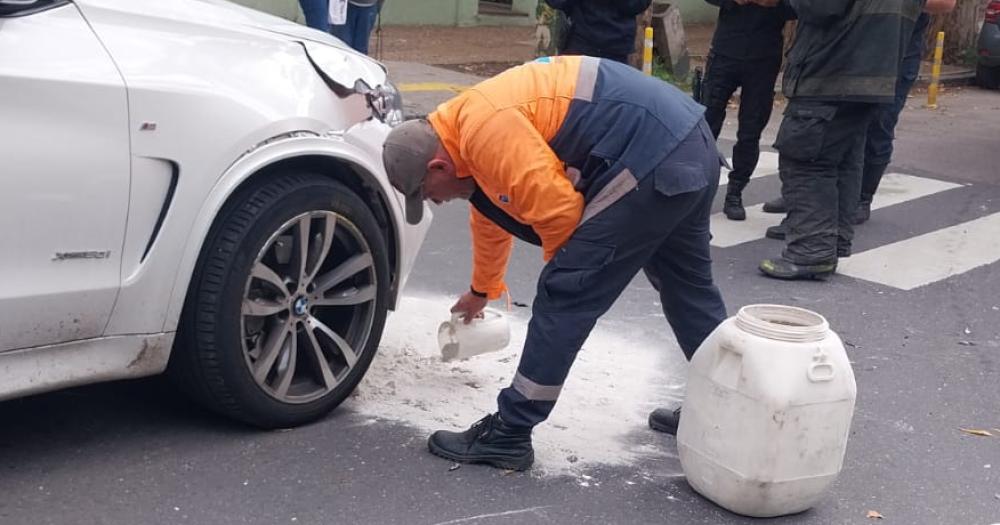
[390,61,483,118]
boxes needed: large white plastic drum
[677,304,857,517]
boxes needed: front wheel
[171,173,390,428]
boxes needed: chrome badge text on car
[53,251,112,261]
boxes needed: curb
[914,70,976,88]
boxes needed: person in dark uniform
[855,14,930,223]
[763,0,954,223]
[545,0,653,64]
[758,0,925,280]
[382,56,727,470]
[701,0,795,221]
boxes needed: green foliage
[651,57,692,93]
[961,45,980,67]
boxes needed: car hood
[80,0,389,92]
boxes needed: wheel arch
[162,135,404,336]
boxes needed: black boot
[723,190,746,221]
[765,223,787,240]
[648,407,682,436]
[427,413,534,471]
[762,196,787,214]
[854,196,872,225]
[759,258,837,280]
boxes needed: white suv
[0,0,430,428]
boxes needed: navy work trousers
[497,121,729,429]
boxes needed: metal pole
[642,26,654,75]
[927,31,945,109]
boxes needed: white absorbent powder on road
[346,295,690,477]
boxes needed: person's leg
[722,56,780,221]
[729,56,780,193]
[836,104,877,255]
[329,18,352,48]
[643,171,727,360]
[646,179,727,435]
[760,101,842,278]
[858,106,892,224]
[496,182,706,429]
[700,54,744,220]
[762,102,876,278]
[700,53,740,140]
[298,0,330,32]
[349,4,378,54]
[858,35,924,222]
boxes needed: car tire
[976,63,1000,90]
[170,172,390,429]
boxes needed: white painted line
[718,151,779,188]
[838,211,1000,290]
[710,173,962,248]
[710,203,774,247]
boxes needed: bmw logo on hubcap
[293,296,309,316]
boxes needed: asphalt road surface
[1,78,998,525]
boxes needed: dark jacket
[782,0,925,103]
[706,0,796,61]
[546,0,653,58]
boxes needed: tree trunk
[630,7,654,69]
[925,1,988,64]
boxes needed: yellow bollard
[927,31,944,109]
[642,26,654,76]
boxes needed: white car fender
[157,124,428,335]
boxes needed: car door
[0,0,130,351]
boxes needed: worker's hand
[750,0,780,6]
[451,291,489,324]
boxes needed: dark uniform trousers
[776,101,878,265]
[702,53,782,192]
[862,14,929,200]
[496,120,728,428]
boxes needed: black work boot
[723,190,746,221]
[765,223,787,240]
[762,196,787,214]
[648,407,682,436]
[854,196,873,225]
[759,258,837,281]
[427,413,534,471]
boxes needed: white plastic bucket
[437,308,511,362]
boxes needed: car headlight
[368,81,405,127]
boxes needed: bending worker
[381,56,728,471]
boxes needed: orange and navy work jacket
[428,56,705,299]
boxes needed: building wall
[668,0,716,24]
[234,0,304,23]
[231,0,718,27]
[381,0,475,26]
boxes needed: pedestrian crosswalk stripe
[837,212,1000,290]
[718,151,779,188]
[710,173,962,248]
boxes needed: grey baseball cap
[382,119,440,225]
